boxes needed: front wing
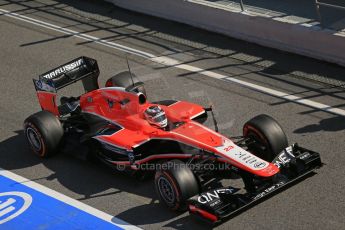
[187,144,322,223]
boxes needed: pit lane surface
[0,0,345,229]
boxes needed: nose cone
[215,138,280,177]
[256,163,280,177]
[173,122,223,147]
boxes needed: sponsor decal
[209,199,221,207]
[216,139,268,170]
[273,146,295,168]
[0,192,32,224]
[253,181,285,200]
[128,152,135,164]
[254,162,266,169]
[299,152,311,160]
[34,79,55,92]
[41,59,83,79]
[223,145,234,152]
[107,99,114,108]
[35,79,42,89]
[197,188,236,204]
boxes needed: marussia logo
[42,59,83,79]
[0,192,32,224]
[197,188,235,204]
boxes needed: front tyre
[154,160,199,211]
[243,114,288,161]
[24,110,63,158]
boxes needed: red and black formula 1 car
[24,56,322,223]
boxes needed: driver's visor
[152,113,167,122]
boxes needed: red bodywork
[76,87,279,178]
[36,91,59,115]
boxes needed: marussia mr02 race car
[24,56,322,223]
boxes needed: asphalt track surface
[0,0,345,229]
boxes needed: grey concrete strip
[106,0,345,67]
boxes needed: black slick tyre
[154,160,199,211]
[243,114,288,161]
[24,110,63,158]
[105,71,146,96]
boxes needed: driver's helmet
[144,105,168,128]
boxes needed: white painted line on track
[0,168,141,230]
[0,9,154,59]
[151,57,345,116]
[1,8,345,117]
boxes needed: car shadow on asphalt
[0,131,216,228]
[294,116,345,134]
[0,131,41,170]
[114,203,213,229]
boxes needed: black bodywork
[187,144,322,223]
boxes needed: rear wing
[34,56,99,92]
[33,56,100,115]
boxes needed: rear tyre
[243,114,288,161]
[105,71,146,96]
[24,110,63,158]
[154,160,199,211]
